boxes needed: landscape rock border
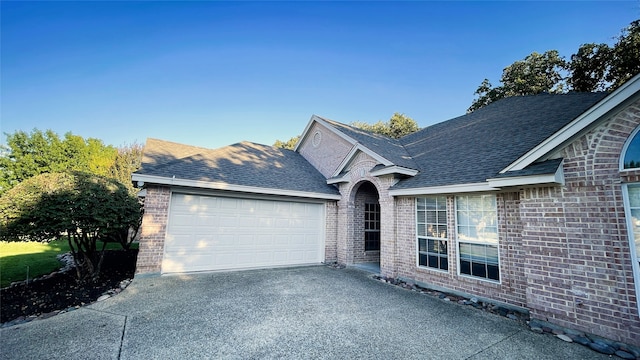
[370,273,640,360]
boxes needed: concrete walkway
[1,266,608,359]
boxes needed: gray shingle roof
[320,117,418,170]
[392,92,608,189]
[136,139,339,196]
[491,158,563,178]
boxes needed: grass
[0,239,138,288]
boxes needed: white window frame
[622,183,640,317]
[620,125,640,171]
[455,194,501,283]
[620,125,640,316]
[416,196,449,273]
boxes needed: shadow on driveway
[1,266,608,359]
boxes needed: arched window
[622,125,640,315]
[622,127,640,169]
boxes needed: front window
[456,194,499,281]
[623,128,640,169]
[364,203,380,251]
[417,196,448,271]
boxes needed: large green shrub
[0,172,142,281]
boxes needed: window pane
[457,196,469,211]
[629,185,640,259]
[629,185,640,206]
[428,255,438,268]
[459,242,500,281]
[417,196,449,270]
[482,194,496,211]
[419,254,428,267]
[440,257,449,271]
[417,210,426,224]
[457,209,469,226]
[459,243,472,260]
[437,240,448,254]
[487,264,500,280]
[426,211,437,223]
[417,198,426,211]
[460,260,471,275]
[486,245,499,265]
[624,131,640,169]
[418,238,427,252]
[472,262,487,278]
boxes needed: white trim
[621,183,640,317]
[370,165,419,177]
[326,173,350,185]
[501,74,640,173]
[487,164,564,188]
[415,196,450,274]
[331,144,394,178]
[389,182,499,196]
[454,194,502,284]
[132,173,342,200]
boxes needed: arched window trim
[620,125,640,171]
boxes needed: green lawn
[0,239,137,288]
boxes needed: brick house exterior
[134,74,640,346]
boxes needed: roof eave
[369,165,418,177]
[389,182,500,196]
[487,165,565,188]
[132,173,341,200]
[331,143,394,178]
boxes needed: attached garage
[162,193,326,273]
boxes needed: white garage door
[162,193,325,273]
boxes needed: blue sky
[1,1,638,149]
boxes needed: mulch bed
[0,250,137,324]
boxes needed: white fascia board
[331,143,394,177]
[369,166,419,177]
[388,182,499,196]
[326,173,350,185]
[294,115,357,152]
[487,166,564,188]
[500,74,640,173]
[132,173,342,200]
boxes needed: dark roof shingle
[136,140,339,196]
[320,117,418,170]
[392,92,608,189]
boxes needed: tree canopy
[351,112,420,139]
[0,172,143,281]
[0,129,142,194]
[469,19,640,112]
[274,112,420,150]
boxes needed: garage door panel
[163,193,324,273]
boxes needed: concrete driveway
[1,266,607,359]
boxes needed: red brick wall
[135,185,170,274]
[298,122,353,178]
[395,192,528,308]
[522,98,640,346]
[325,201,339,263]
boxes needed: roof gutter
[487,165,564,188]
[132,173,342,200]
[389,182,499,196]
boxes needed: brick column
[135,185,170,275]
